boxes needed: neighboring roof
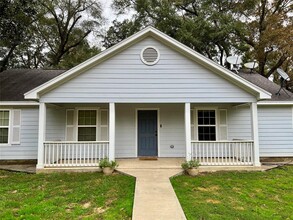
[0,69,66,101]
[238,71,293,102]
[24,26,271,100]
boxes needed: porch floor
[116,158,279,172]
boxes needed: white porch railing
[191,141,254,166]
[44,141,109,167]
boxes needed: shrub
[99,159,118,169]
[181,160,200,170]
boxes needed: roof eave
[258,101,293,105]
[0,101,39,106]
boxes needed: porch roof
[24,26,271,101]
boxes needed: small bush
[99,158,118,169]
[181,160,200,170]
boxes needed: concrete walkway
[117,159,186,220]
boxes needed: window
[0,110,9,143]
[66,109,109,142]
[77,110,97,141]
[0,110,21,144]
[197,110,216,141]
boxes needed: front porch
[35,102,261,170]
[41,140,255,168]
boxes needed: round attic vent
[140,46,160,65]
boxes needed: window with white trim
[65,109,109,141]
[0,109,21,144]
[0,110,10,143]
[197,110,216,141]
[77,110,97,141]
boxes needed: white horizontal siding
[115,104,136,157]
[227,106,252,140]
[41,37,255,103]
[46,107,66,141]
[258,106,293,157]
[159,104,185,157]
[0,108,39,160]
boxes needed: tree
[57,41,101,69]
[237,0,293,78]
[0,0,37,71]
[103,19,143,48]
[0,0,103,71]
[36,0,103,67]
[111,0,248,65]
[111,0,293,77]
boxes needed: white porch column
[185,103,192,161]
[251,102,261,166]
[109,103,115,161]
[37,102,46,169]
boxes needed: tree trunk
[0,44,17,72]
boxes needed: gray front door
[138,110,158,157]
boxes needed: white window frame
[0,109,21,145]
[0,109,11,145]
[194,107,218,141]
[76,108,99,142]
[65,108,111,142]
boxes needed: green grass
[171,166,293,220]
[0,170,135,220]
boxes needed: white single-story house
[0,27,293,171]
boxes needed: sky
[100,0,117,26]
[89,0,133,48]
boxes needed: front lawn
[171,166,293,220]
[0,170,135,219]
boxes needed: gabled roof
[23,26,271,100]
[0,69,66,101]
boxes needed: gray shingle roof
[0,69,66,101]
[238,71,293,101]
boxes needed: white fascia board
[0,101,39,106]
[257,101,293,106]
[24,26,271,100]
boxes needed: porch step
[116,158,278,172]
[116,158,184,170]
